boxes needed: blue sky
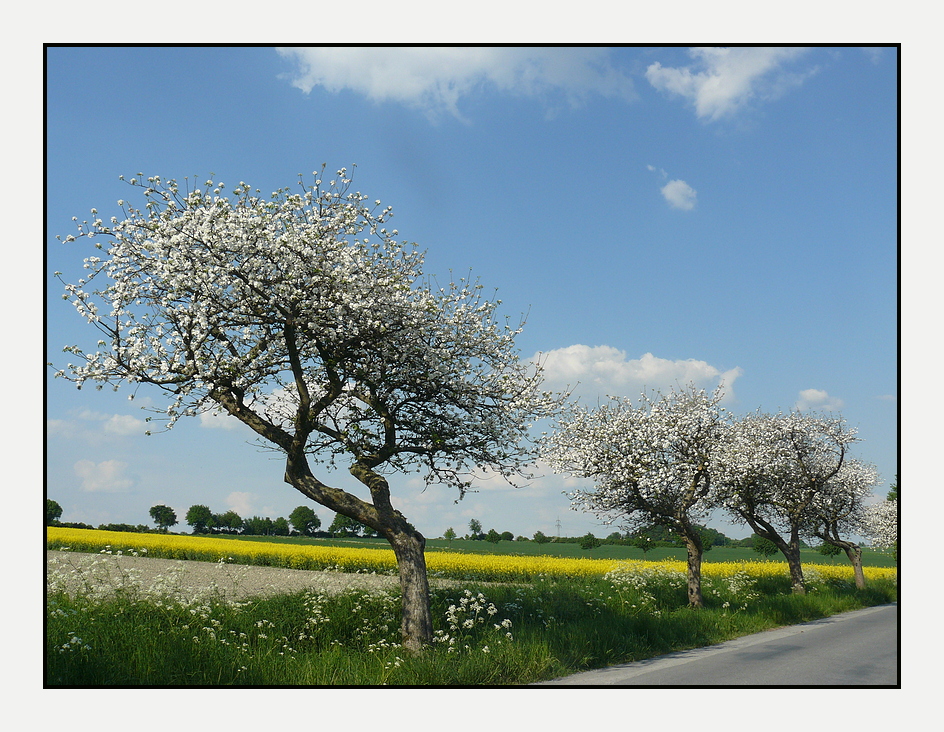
[45,46,898,541]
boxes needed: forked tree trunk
[283,460,436,653]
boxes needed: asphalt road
[534,602,898,686]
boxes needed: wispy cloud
[276,47,635,120]
[795,388,844,412]
[74,459,134,493]
[537,345,742,404]
[646,47,813,121]
[226,491,258,516]
[47,410,147,440]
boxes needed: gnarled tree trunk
[283,456,435,652]
[838,543,867,589]
[679,526,704,608]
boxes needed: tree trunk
[844,545,867,589]
[680,530,704,608]
[387,528,433,653]
[743,515,806,594]
[783,545,806,594]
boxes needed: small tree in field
[185,504,214,534]
[149,504,177,532]
[716,410,860,594]
[468,519,483,540]
[543,385,727,607]
[751,535,779,557]
[289,505,322,536]
[46,499,63,525]
[52,168,558,651]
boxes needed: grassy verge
[46,546,897,686]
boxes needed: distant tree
[817,542,843,557]
[533,530,550,544]
[861,473,898,561]
[500,531,514,542]
[243,516,274,535]
[485,528,501,543]
[215,510,243,534]
[330,513,366,537]
[289,505,322,536]
[751,535,779,557]
[443,527,457,544]
[273,517,291,536]
[630,535,655,555]
[185,504,214,534]
[862,496,898,559]
[580,532,602,551]
[46,499,63,525]
[149,504,177,532]
[468,519,483,539]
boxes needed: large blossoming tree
[52,167,559,652]
[543,385,727,607]
[716,410,860,594]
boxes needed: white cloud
[661,179,697,210]
[199,408,241,430]
[795,388,845,412]
[103,414,147,436]
[646,47,812,121]
[536,345,742,404]
[226,491,258,516]
[50,409,148,440]
[276,47,635,119]
[74,459,134,493]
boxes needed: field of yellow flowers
[46,527,897,585]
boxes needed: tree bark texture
[844,546,867,589]
[679,529,704,608]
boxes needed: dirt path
[46,550,402,602]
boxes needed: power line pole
[555,517,562,538]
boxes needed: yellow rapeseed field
[46,527,897,584]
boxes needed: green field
[46,529,897,685]
[203,533,898,568]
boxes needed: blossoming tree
[716,410,859,594]
[803,458,879,588]
[861,496,898,558]
[52,167,558,652]
[542,385,727,607]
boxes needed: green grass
[209,533,898,568]
[46,552,897,686]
